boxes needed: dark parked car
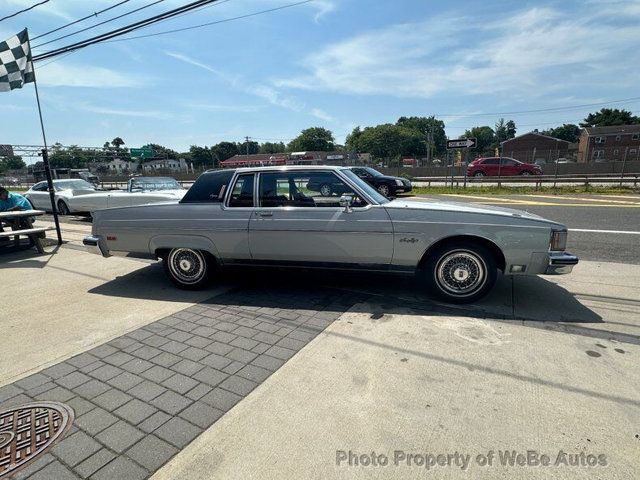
[307,166,411,197]
[467,157,542,177]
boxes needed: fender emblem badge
[399,237,419,243]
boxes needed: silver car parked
[84,166,578,303]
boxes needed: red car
[467,157,542,177]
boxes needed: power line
[104,0,314,43]
[33,0,167,49]
[33,0,220,62]
[434,96,640,119]
[0,0,49,23]
[32,0,133,41]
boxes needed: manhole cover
[0,402,74,478]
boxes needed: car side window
[33,182,47,191]
[483,158,499,165]
[181,170,234,203]
[500,158,517,165]
[352,168,369,178]
[228,174,255,207]
[259,172,366,208]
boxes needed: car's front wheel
[422,242,497,303]
[319,183,333,196]
[377,183,391,197]
[163,248,212,289]
[520,171,532,176]
[57,200,70,215]
[473,171,485,177]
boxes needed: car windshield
[55,180,95,191]
[340,169,390,204]
[130,177,182,191]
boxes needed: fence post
[620,147,628,187]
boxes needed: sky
[2,0,640,161]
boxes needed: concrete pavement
[1,219,639,479]
[152,262,640,480]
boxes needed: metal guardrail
[414,173,640,188]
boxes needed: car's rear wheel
[520,171,532,176]
[422,242,497,303]
[319,183,333,196]
[57,200,70,215]
[377,183,391,197]
[163,248,212,289]
[473,171,485,177]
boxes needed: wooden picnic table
[0,210,50,254]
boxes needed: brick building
[501,132,571,164]
[577,125,640,163]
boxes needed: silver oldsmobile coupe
[84,166,578,303]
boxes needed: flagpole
[27,29,62,245]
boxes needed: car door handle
[257,211,273,217]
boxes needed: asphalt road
[40,193,640,265]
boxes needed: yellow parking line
[442,194,553,206]
[515,194,640,205]
[599,195,640,200]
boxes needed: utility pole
[245,136,250,155]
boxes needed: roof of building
[500,131,571,145]
[582,125,640,135]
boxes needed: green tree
[189,145,215,168]
[541,124,581,143]
[345,124,426,159]
[287,127,335,152]
[147,144,179,160]
[494,118,517,144]
[2,156,26,170]
[463,126,495,155]
[111,137,125,150]
[211,141,239,162]
[259,142,286,154]
[49,145,93,169]
[396,116,447,156]
[237,140,259,155]
[581,108,640,127]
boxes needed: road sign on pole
[447,138,477,149]
[130,146,153,158]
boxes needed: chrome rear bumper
[83,235,110,258]
[545,252,578,275]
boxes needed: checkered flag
[0,29,35,92]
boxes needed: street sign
[447,138,477,149]
[0,144,14,157]
[130,146,153,158]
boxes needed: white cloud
[165,50,329,120]
[312,0,336,23]
[78,104,171,119]
[36,62,144,88]
[276,5,640,99]
[311,108,333,122]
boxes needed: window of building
[613,149,619,156]
[595,136,606,144]
[616,135,621,141]
[633,134,639,140]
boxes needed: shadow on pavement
[88,263,602,322]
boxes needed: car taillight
[550,230,567,251]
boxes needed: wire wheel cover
[436,250,487,296]
[168,248,205,284]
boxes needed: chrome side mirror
[339,194,353,213]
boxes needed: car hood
[384,198,562,226]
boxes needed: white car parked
[24,177,186,215]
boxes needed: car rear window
[181,170,235,203]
